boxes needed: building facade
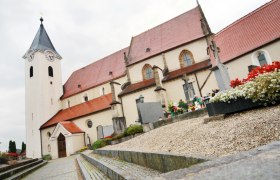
[23,0,280,159]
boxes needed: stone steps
[81,152,161,180]
[0,159,47,180]
[77,155,109,180]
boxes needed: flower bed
[208,62,280,116]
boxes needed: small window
[258,52,267,66]
[48,144,51,152]
[47,132,51,138]
[30,66,33,77]
[67,100,71,108]
[86,120,92,128]
[179,50,194,68]
[48,66,53,77]
[142,64,153,80]
[84,96,88,102]
[102,87,105,95]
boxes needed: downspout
[40,129,43,158]
[120,96,125,117]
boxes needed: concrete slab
[158,141,280,180]
[22,155,79,180]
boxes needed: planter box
[206,98,260,116]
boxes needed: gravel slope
[103,105,280,159]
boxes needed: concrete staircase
[77,150,205,180]
[0,159,47,180]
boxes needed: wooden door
[57,133,66,158]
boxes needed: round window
[87,120,92,128]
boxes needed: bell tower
[23,18,63,158]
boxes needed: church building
[23,0,280,159]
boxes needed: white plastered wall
[74,109,113,144]
[226,41,280,81]
[121,87,159,126]
[128,38,209,83]
[25,51,63,158]
[61,76,126,109]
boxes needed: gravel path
[103,105,280,159]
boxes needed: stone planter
[206,98,260,116]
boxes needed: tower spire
[40,17,43,25]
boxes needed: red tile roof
[62,48,128,99]
[127,6,204,66]
[162,60,211,82]
[59,121,84,134]
[119,78,156,97]
[211,0,280,66]
[41,93,112,129]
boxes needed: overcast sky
[0,0,270,152]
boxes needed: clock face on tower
[44,50,55,62]
[26,49,35,62]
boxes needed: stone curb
[0,159,38,173]
[76,157,92,180]
[157,141,280,179]
[0,159,44,179]
[6,160,47,180]
[93,149,206,173]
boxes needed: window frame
[179,50,195,68]
[142,64,154,80]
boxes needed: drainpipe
[40,130,43,158]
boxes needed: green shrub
[92,139,109,150]
[79,146,88,152]
[124,125,143,136]
[112,133,125,140]
[42,154,52,161]
[0,153,8,164]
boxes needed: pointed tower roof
[25,18,61,58]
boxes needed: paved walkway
[23,155,80,180]
[158,141,280,180]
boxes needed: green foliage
[21,142,26,154]
[178,99,188,110]
[79,146,88,152]
[92,139,107,150]
[42,154,52,161]
[112,133,125,140]
[124,125,143,136]
[8,140,16,153]
[0,153,8,164]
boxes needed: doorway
[57,133,66,158]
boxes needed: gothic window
[30,66,33,77]
[84,95,88,102]
[67,100,71,108]
[257,52,267,66]
[179,50,194,68]
[142,64,153,80]
[48,66,53,77]
[102,87,105,95]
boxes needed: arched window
[252,50,272,66]
[179,50,194,68]
[30,66,33,77]
[102,87,105,95]
[48,66,53,77]
[142,64,153,80]
[84,95,88,102]
[257,52,267,66]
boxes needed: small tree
[21,142,26,153]
[11,141,16,153]
[8,140,12,153]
